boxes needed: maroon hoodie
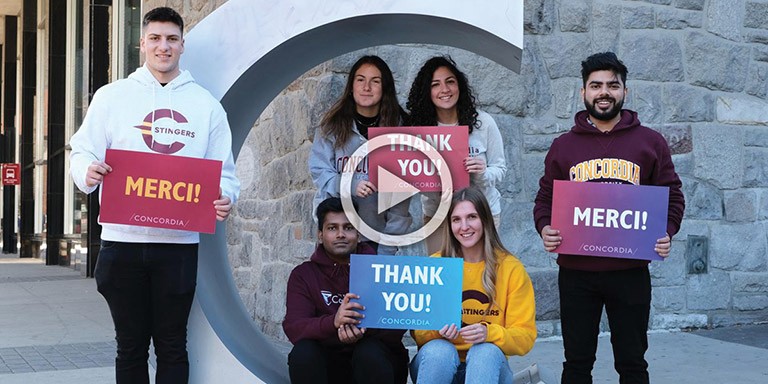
[282,243,407,353]
[533,109,685,272]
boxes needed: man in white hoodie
[68,7,239,384]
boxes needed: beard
[585,96,624,122]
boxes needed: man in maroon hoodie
[283,197,408,384]
[533,52,685,384]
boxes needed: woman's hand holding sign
[458,323,488,344]
[463,156,486,174]
[438,324,459,340]
[355,180,377,198]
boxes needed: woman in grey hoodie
[308,55,412,255]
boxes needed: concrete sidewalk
[1,253,767,383]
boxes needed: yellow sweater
[412,251,537,361]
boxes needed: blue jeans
[95,241,198,384]
[410,339,513,384]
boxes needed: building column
[20,0,37,258]
[45,0,66,265]
[2,16,18,255]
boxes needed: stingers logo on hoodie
[461,290,499,326]
[134,108,195,154]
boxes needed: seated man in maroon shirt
[282,197,408,384]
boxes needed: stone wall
[165,0,768,343]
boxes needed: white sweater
[69,65,240,244]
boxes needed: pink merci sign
[100,149,222,234]
[368,126,469,192]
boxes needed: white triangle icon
[377,166,420,214]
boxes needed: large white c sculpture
[181,0,523,382]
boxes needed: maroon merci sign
[100,149,222,233]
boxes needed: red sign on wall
[2,163,20,185]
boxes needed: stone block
[662,85,714,122]
[685,32,751,92]
[524,0,556,34]
[649,240,686,286]
[523,153,547,202]
[709,223,768,272]
[733,295,768,311]
[717,96,768,125]
[744,123,768,156]
[652,124,692,155]
[592,2,622,53]
[692,125,743,189]
[621,32,684,82]
[706,0,746,41]
[686,271,731,310]
[671,152,692,174]
[650,313,708,330]
[559,0,590,32]
[732,272,768,293]
[539,33,592,79]
[711,312,768,327]
[521,118,570,136]
[499,201,552,268]
[643,0,672,4]
[524,134,561,153]
[624,82,662,124]
[755,45,768,63]
[745,2,768,29]
[622,5,655,29]
[746,62,768,99]
[673,0,705,10]
[652,286,686,311]
[535,320,559,338]
[761,190,768,220]
[681,176,723,222]
[657,8,702,29]
[529,269,560,320]
[724,190,758,222]
[551,78,583,119]
[747,29,768,44]
[280,191,315,224]
[744,148,768,188]
[475,43,551,117]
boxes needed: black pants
[559,266,651,384]
[288,338,408,384]
[95,241,198,384]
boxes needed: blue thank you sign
[349,254,463,330]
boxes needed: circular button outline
[339,134,453,247]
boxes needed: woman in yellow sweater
[410,187,537,384]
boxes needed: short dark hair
[316,197,357,231]
[581,52,628,87]
[143,7,184,35]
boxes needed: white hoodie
[69,65,240,244]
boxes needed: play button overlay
[340,134,453,248]
[376,166,420,214]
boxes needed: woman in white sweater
[406,56,507,254]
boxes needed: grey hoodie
[308,122,411,254]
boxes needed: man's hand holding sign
[350,254,463,331]
[99,149,225,233]
[548,180,670,261]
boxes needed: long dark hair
[440,187,509,309]
[320,55,403,148]
[406,56,479,133]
